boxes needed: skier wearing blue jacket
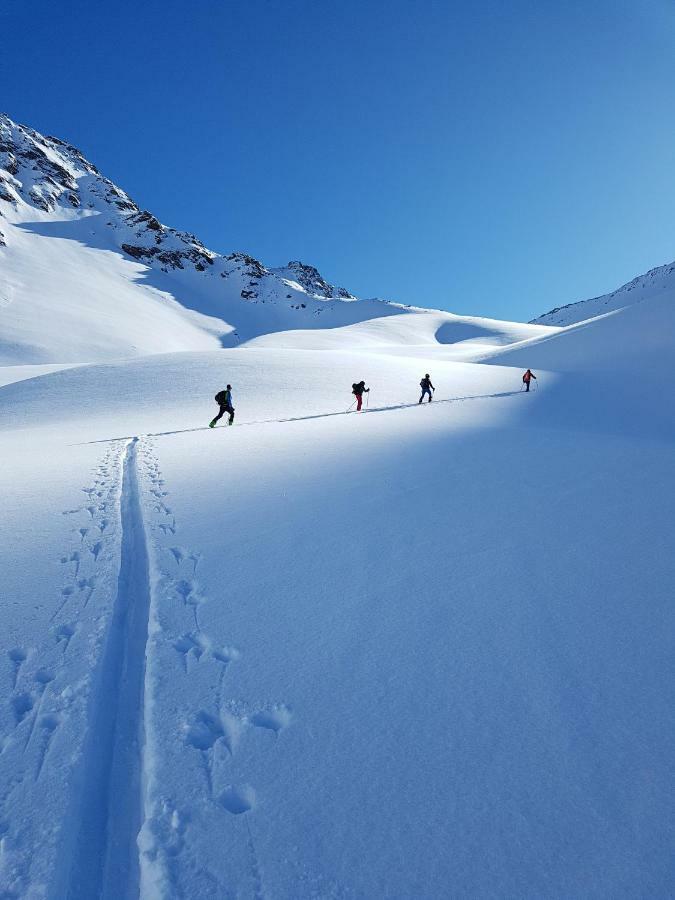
[209,385,235,427]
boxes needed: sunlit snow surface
[1,280,675,898]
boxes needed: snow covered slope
[1,277,674,896]
[1,114,561,367]
[532,257,675,325]
[0,113,411,364]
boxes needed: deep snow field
[1,293,674,900]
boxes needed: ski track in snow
[76,388,523,446]
[1,431,300,897]
[63,437,151,899]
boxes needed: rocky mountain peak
[0,114,358,306]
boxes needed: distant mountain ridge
[531,259,675,326]
[3,113,672,366]
[1,113,419,363]
[0,113,354,300]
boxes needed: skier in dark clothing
[419,374,434,404]
[522,369,537,392]
[209,385,235,427]
[352,380,370,412]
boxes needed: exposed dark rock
[0,151,19,175]
[0,181,15,203]
[226,252,266,280]
[157,251,184,269]
[129,210,162,231]
[285,260,354,299]
[121,243,155,261]
[28,189,52,211]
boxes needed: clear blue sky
[2,0,675,320]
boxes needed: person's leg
[419,393,424,404]
[356,395,362,411]
[526,381,530,392]
[228,405,235,425]
[211,404,226,424]
[427,389,432,402]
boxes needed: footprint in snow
[250,705,292,736]
[173,580,206,631]
[35,713,61,781]
[220,784,256,815]
[60,551,82,576]
[212,646,241,687]
[7,648,27,690]
[89,541,103,562]
[185,710,223,796]
[55,623,76,654]
[12,693,34,726]
[50,585,76,621]
[173,632,210,673]
[76,576,97,608]
[158,521,176,536]
[168,546,187,567]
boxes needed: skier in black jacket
[352,380,370,411]
[209,385,235,427]
[419,374,434,404]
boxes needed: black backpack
[215,390,228,404]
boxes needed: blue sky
[2,0,675,320]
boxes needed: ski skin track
[62,437,152,900]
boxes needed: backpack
[352,383,360,394]
[215,390,228,404]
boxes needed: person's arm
[430,382,435,390]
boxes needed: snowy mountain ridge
[0,113,354,297]
[532,257,675,326]
[2,113,429,363]
[2,111,674,368]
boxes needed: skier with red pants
[522,369,537,392]
[352,380,369,411]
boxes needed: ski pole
[347,398,356,412]
[366,391,370,408]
